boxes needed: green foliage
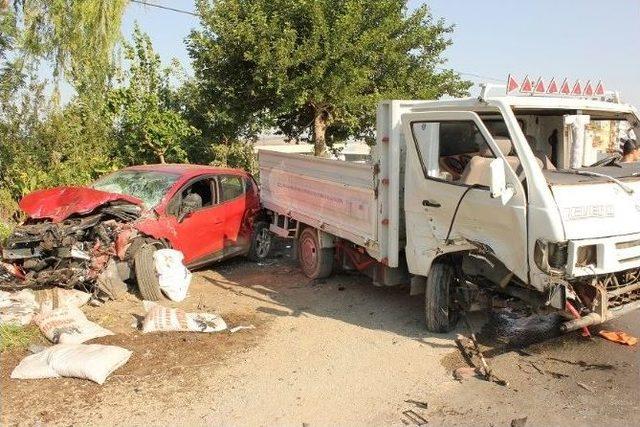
[209,141,257,175]
[0,324,41,352]
[111,26,198,164]
[188,0,471,154]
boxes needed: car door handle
[422,200,441,208]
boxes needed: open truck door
[401,111,529,285]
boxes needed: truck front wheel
[425,261,459,333]
[298,227,334,279]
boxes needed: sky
[122,0,640,106]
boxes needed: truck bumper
[561,299,640,332]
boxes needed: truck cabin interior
[414,109,637,188]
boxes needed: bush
[209,141,257,176]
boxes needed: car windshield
[92,170,180,208]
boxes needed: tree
[188,0,471,155]
[111,26,198,164]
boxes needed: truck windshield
[514,109,640,174]
[92,170,180,208]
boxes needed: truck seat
[459,137,541,186]
[525,135,556,170]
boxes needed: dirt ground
[1,245,639,426]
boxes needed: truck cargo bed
[259,150,380,257]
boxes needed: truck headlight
[534,239,568,273]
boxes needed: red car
[1,165,272,300]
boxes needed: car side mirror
[489,158,514,204]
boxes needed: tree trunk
[158,152,166,164]
[313,110,328,157]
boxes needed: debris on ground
[0,200,141,296]
[577,381,595,392]
[453,366,479,381]
[0,289,39,326]
[511,416,528,427]
[11,343,132,384]
[229,324,255,333]
[598,330,638,346]
[141,301,227,333]
[401,409,428,426]
[456,313,509,386]
[154,249,192,302]
[34,305,113,344]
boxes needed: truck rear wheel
[425,261,459,333]
[134,243,165,301]
[298,227,333,279]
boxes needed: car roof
[123,163,248,179]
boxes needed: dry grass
[0,324,41,352]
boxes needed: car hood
[19,186,143,223]
[550,180,640,240]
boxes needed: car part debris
[154,249,192,302]
[577,381,595,392]
[598,329,638,346]
[11,343,132,384]
[96,259,128,300]
[511,417,528,427]
[141,301,227,333]
[0,289,39,326]
[34,306,114,344]
[401,409,428,426]
[1,202,140,295]
[229,324,255,333]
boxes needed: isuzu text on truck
[259,77,640,333]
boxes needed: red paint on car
[19,186,143,223]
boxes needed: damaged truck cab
[260,83,640,333]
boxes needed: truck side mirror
[489,158,514,204]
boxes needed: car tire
[425,261,459,333]
[297,227,333,279]
[134,243,165,301]
[247,221,272,261]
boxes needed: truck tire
[247,221,272,261]
[134,243,165,301]
[425,261,459,333]
[298,227,333,279]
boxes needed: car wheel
[297,227,333,279]
[134,243,165,301]
[425,261,459,333]
[248,221,272,261]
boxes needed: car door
[167,176,225,266]
[401,111,529,282]
[216,174,249,254]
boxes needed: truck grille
[615,239,640,264]
[605,269,640,309]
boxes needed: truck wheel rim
[300,235,318,272]
[255,228,271,258]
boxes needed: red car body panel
[19,186,143,223]
[18,165,262,268]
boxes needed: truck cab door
[401,111,529,282]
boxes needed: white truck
[259,83,640,333]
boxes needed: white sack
[0,289,39,326]
[11,343,132,384]
[153,249,192,302]
[34,306,113,344]
[35,288,91,311]
[141,301,226,333]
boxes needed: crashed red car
[0,164,272,300]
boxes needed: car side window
[412,120,494,183]
[218,175,244,202]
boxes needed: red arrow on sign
[520,75,533,93]
[507,74,519,94]
[594,81,605,96]
[584,81,594,96]
[560,78,571,95]
[534,77,545,94]
[547,78,559,94]
[571,80,582,96]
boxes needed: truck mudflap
[561,269,640,332]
